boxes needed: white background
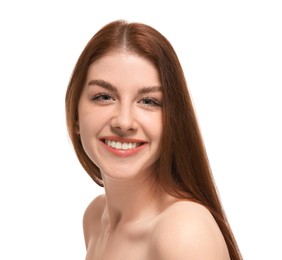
[0,0,281,259]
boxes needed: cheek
[78,116,101,167]
[143,113,163,142]
[78,118,94,151]
[78,112,104,140]
[78,104,104,133]
[77,112,98,148]
[78,115,92,136]
[154,120,163,141]
[154,116,163,150]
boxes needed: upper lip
[100,136,147,143]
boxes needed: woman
[65,20,242,259]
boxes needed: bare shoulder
[151,200,230,260]
[83,194,106,248]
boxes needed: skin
[78,50,230,260]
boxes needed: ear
[75,121,80,134]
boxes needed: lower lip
[101,141,147,157]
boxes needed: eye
[91,93,115,103]
[139,97,162,107]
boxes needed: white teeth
[122,143,128,149]
[105,140,141,150]
[116,142,122,149]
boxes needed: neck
[102,172,169,231]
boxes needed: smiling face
[77,50,163,181]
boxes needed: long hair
[65,20,242,259]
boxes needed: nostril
[110,119,137,135]
[110,109,137,131]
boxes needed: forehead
[86,51,161,89]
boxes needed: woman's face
[77,50,163,181]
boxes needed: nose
[110,103,137,134]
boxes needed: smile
[105,140,143,150]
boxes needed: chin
[100,163,157,182]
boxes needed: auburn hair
[65,20,242,259]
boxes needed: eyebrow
[88,79,118,94]
[137,86,162,95]
[87,79,162,94]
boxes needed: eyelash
[91,93,162,107]
[138,97,162,107]
[91,93,114,103]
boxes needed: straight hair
[65,20,242,259]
